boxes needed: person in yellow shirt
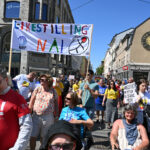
[102,80,119,129]
[78,77,83,87]
[72,80,79,92]
[54,78,64,115]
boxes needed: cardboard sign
[124,82,137,104]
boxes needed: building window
[3,32,11,52]
[5,2,20,18]
[56,16,60,23]
[35,2,40,20]
[42,4,48,21]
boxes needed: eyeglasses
[65,97,71,101]
[40,78,47,82]
[49,143,74,150]
[87,74,91,76]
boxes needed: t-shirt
[136,91,150,111]
[80,80,99,108]
[59,106,89,121]
[72,83,79,92]
[0,89,30,150]
[13,74,35,100]
[105,88,119,100]
[54,82,64,96]
[95,85,107,104]
[59,106,90,139]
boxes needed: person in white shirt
[13,72,36,102]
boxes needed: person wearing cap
[45,120,82,150]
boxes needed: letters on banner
[11,20,93,56]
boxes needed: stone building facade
[104,18,150,82]
[0,0,77,77]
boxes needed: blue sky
[69,0,150,72]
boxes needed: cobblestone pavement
[90,121,111,150]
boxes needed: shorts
[95,103,105,111]
[31,112,54,148]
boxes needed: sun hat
[46,120,82,150]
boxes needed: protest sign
[11,20,93,56]
[69,75,75,80]
[124,82,137,104]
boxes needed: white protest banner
[69,75,75,80]
[11,20,93,56]
[124,82,137,104]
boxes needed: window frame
[5,1,20,19]
[2,32,11,53]
[34,2,40,20]
[42,3,48,21]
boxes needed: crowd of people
[0,65,150,150]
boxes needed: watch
[141,31,150,50]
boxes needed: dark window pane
[5,2,20,18]
[56,16,59,23]
[35,3,40,20]
[42,4,47,21]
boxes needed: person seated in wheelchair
[110,105,149,150]
[59,91,94,143]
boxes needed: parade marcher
[95,79,107,123]
[29,74,59,150]
[72,80,79,92]
[78,69,99,147]
[79,69,99,119]
[78,77,83,87]
[0,66,32,150]
[128,77,134,83]
[13,72,36,102]
[102,80,119,129]
[120,80,126,106]
[60,75,70,107]
[135,79,150,125]
[45,120,82,150]
[54,77,64,115]
[59,91,94,140]
[110,105,149,150]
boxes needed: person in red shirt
[0,66,32,150]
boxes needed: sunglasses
[65,97,72,101]
[40,78,47,82]
[87,74,91,76]
[49,143,74,150]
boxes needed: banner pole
[8,48,12,74]
[82,24,94,107]
[8,20,15,74]
[86,24,94,77]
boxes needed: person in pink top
[29,74,58,150]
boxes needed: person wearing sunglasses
[59,91,93,139]
[102,80,120,129]
[29,74,59,150]
[46,120,82,150]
